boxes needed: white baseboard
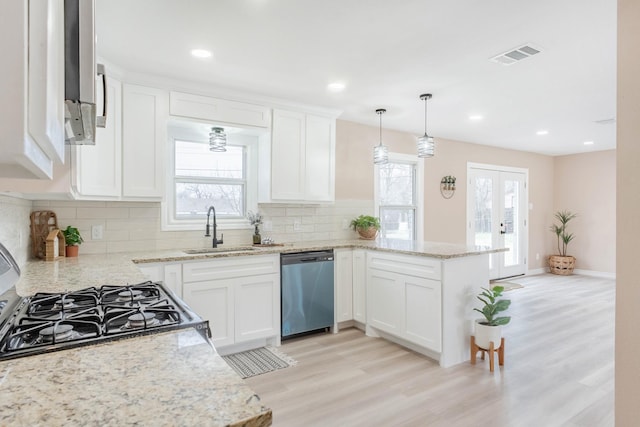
[573,269,616,279]
[527,268,547,276]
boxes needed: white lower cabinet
[181,255,280,350]
[136,263,183,297]
[334,249,353,323]
[352,249,367,323]
[367,251,442,353]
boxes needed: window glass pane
[380,207,415,240]
[175,141,244,179]
[474,177,493,248]
[175,183,244,217]
[503,179,520,266]
[379,163,414,205]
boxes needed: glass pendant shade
[374,143,389,165]
[417,133,435,158]
[373,108,389,165]
[209,127,227,152]
[418,93,435,158]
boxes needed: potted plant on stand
[549,210,577,275]
[471,285,511,371]
[62,226,84,257]
[350,215,381,240]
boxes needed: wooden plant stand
[470,336,505,372]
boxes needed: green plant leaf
[492,316,511,326]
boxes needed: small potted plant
[350,215,381,240]
[247,210,263,245]
[549,210,577,275]
[62,225,84,257]
[473,285,511,350]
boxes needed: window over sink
[162,120,262,231]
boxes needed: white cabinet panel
[137,264,163,282]
[0,0,64,179]
[271,109,305,200]
[235,274,279,343]
[183,280,234,348]
[335,249,353,322]
[73,76,122,198]
[404,278,442,352]
[163,264,183,298]
[270,109,335,203]
[122,84,168,198]
[368,268,402,334]
[304,114,335,201]
[169,92,270,128]
[352,249,367,323]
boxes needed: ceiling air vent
[490,44,542,65]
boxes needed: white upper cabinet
[72,76,122,198]
[122,84,168,199]
[0,0,64,179]
[169,91,270,128]
[269,109,336,203]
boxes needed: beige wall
[554,151,616,274]
[616,0,639,423]
[335,120,556,272]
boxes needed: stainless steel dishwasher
[281,250,334,338]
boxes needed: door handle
[500,222,506,234]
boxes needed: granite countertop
[0,329,272,427]
[130,238,506,264]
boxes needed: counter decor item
[350,215,380,240]
[62,226,84,257]
[471,285,511,372]
[45,229,65,261]
[549,210,577,275]
[29,210,59,259]
[247,210,263,244]
[440,176,456,199]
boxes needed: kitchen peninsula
[0,239,501,425]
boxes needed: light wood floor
[246,274,615,427]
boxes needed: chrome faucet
[205,206,224,248]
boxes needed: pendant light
[417,93,435,158]
[209,127,227,152]
[373,109,389,165]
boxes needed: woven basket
[357,226,378,240]
[549,255,576,275]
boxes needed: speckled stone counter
[0,329,272,427]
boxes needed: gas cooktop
[0,281,210,361]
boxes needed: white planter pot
[474,320,503,349]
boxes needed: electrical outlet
[293,220,301,231]
[91,225,104,240]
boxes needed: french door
[467,164,528,280]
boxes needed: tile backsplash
[0,195,32,267]
[28,199,373,255]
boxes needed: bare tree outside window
[378,162,416,240]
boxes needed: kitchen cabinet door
[304,114,335,202]
[234,273,279,343]
[169,91,270,128]
[122,84,168,199]
[163,264,183,298]
[404,277,442,352]
[367,268,403,335]
[352,249,367,323]
[271,109,306,200]
[335,249,354,322]
[183,280,235,348]
[0,0,64,179]
[72,76,122,198]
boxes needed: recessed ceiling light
[191,49,212,59]
[584,141,594,145]
[469,115,483,121]
[327,82,346,92]
[536,130,549,135]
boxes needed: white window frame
[374,152,424,241]
[161,123,259,231]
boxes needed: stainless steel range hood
[64,0,106,145]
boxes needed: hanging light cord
[424,97,428,135]
[379,111,383,146]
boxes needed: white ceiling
[95,0,617,156]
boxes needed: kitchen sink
[183,246,257,255]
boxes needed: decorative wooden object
[45,229,65,261]
[470,335,505,372]
[30,211,59,259]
